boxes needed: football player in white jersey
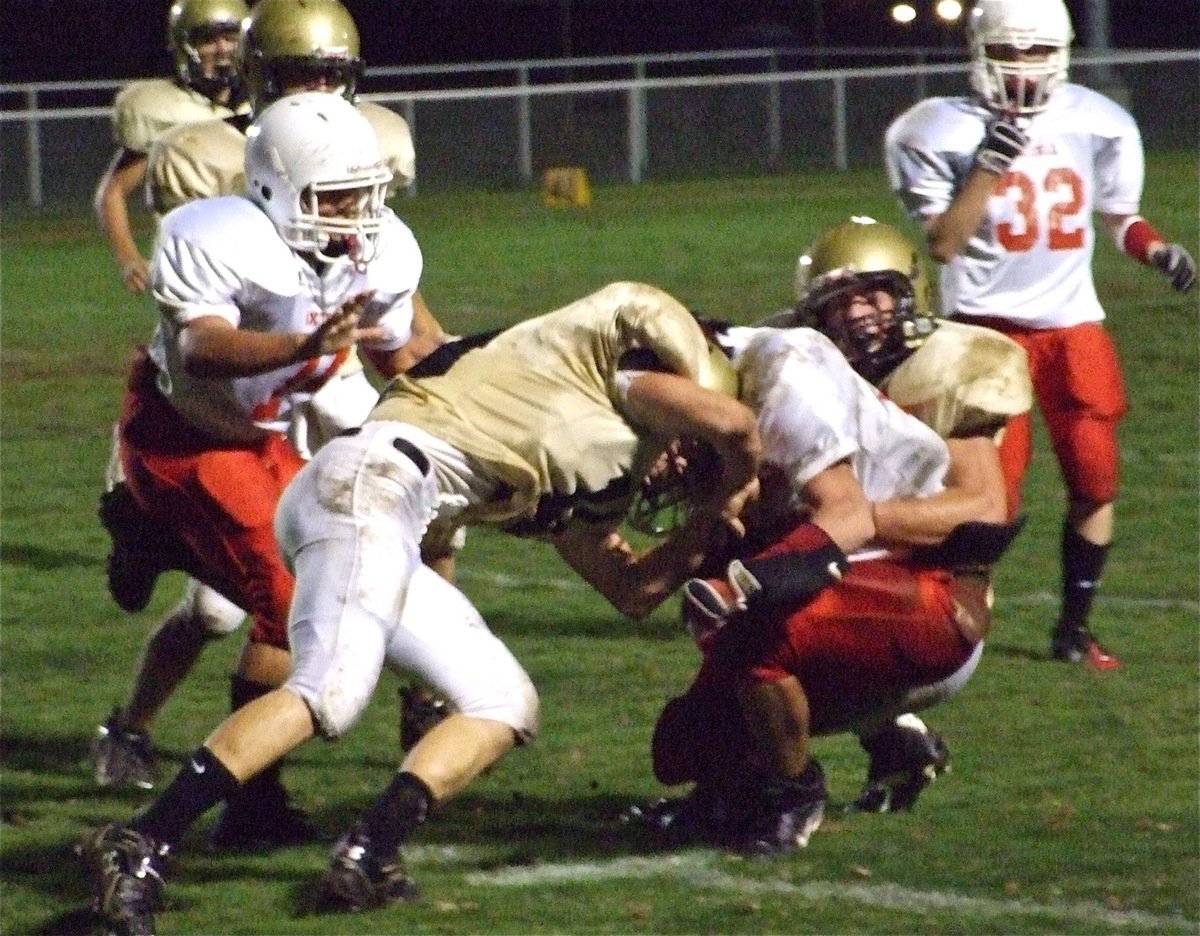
[90,1,450,840]
[94,0,249,295]
[76,94,444,924]
[884,0,1195,671]
[79,280,763,930]
[643,318,1015,854]
[747,216,1032,816]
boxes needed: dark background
[3,0,1197,83]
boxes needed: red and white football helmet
[968,0,1073,115]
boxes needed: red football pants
[653,558,975,786]
[956,317,1127,512]
[118,352,304,649]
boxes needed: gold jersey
[146,115,248,214]
[371,282,719,530]
[111,78,246,154]
[880,319,1032,439]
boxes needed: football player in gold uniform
[94,0,249,294]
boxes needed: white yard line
[462,852,1195,932]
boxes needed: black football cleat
[1050,623,1121,671]
[90,708,156,790]
[853,714,950,813]
[730,760,827,856]
[398,685,451,752]
[77,823,167,936]
[318,825,420,911]
[208,781,314,853]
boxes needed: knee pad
[177,579,246,637]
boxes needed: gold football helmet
[167,0,248,95]
[793,216,936,384]
[240,0,365,114]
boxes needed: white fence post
[627,59,647,184]
[832,73,847,172]
[517,65,533,184]
[767,53,782,169]
[24,88,43,208]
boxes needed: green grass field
[2,155,1198,935]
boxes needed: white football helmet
[244,92,392,266]
[968,0,1073,115]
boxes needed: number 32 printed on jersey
[994,167,1085,253]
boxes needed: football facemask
[793,217,935,385]
[800,272,933,385]
[968,0,1072,115]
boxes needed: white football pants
[275,421,539,741]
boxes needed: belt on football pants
[339,427,430,477]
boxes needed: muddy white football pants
[275,421,539,740]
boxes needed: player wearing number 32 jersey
[883,0,1195,671]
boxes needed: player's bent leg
[386,564,540,746]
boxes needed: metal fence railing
[2,47,1196,208]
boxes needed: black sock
[226,674,286,806]
[131,746,239,848]
[360,772,434,856]
[1059,524,1109,631]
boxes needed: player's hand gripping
[1150,243,1197,292]
[974,115,1029,175]
[297,291,385,359]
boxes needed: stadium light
[935,0,963,23]
[891,4,917,25]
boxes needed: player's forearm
[553,511,733,620]
[179,325,310,379]
[96,186,143,267]
[925,171,996,263]
[872,439,1006,547]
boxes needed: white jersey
[723,326,950,514]
[147,196,421,443]
[884,84,1145,328]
